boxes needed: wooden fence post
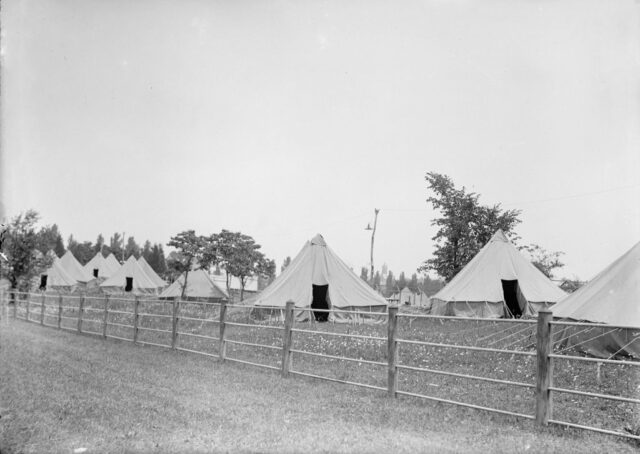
[77,294,85,333]
[133,296,140,344]
[219,300,227,362]
[12,292,17,318]
[102,295,109,338]
[57,294,63,329]
[171,299,179,349]
[387,304,399,398]
[40,293,46,325]
[25,292,31,322]
[536,310,553,426]
[282,301,295,377]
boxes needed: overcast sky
[2,0,639,281]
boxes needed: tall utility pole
[366,208,380,288]
[122,231,125,263]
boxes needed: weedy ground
[2,309,640,453]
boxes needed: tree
[141,240,152,262]
[167,230,204,298]
[373,271,381,290]
[108,233,124,262]
[397,272,407,290]
[409,273,419,293]
[148,244,167,276]
[385,271,395,297]
[94,234,105,256]
[281,256,292,273]
[35,224,62,255]
[124,236,141,260]
[1,210,53,291]
[66,235,94,265]
[360,267,369,282]
[419,172,521,281]
[208,230,274,301]
[519,244,565,279]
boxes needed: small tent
[552,241,640,358]
[84,252,120,280]
[39,258,78,292]
[105,253,122,270]
[159,269,228,301]
[100,255,161,295]
[249,234,388,322]
[59,250,94,284]
[138,256,167,289]
[431,230,566,318]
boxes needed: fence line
[4,292,640,441]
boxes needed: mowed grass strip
[1,321,639,453]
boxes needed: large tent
[159,269,228,301]
[249,234,388,322]
[84,252,121,280]
[105,253,122,271]
[39,258,78,292]
[59,250,94,285]
[552,241,640,358]
[138,256,167,289]
[100,255,162,295]
[431,230,566,318]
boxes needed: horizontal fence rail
[3,292,640,442]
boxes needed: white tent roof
[42,258,78,290]
[160,269,228,300]
[552,241,640,326]
[100,255,160,294]
[60,250,94,283]
[105,253,122,270]
[209,273,258,292]
[84,252,120,279]
[432,230,566,304]
[138,256,167,288]
[251,234,388,309]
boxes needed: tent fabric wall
[84,252,120,280]
[59,251,94,284]
[100,256,161,295]
[138,256,167,289]
[552,241,640,359]
[249,234,387,323]
[40,258,78,292]
[159,269,228,301]
[430,230,566,318]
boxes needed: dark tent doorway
[502,280,522,318]
[125,277,133,292]
[93,268,99,278]
[311,284,330,322]
[40,275,48,290]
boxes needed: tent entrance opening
[311,284,330,322]
[502,280,522,318]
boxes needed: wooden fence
[4,291,640,441]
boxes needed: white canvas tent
[249,234,388,322]
[431,230,566,318]
[39,258,78,292]
[100,255,161,295]
[60,250,94,284]
[138,256,167,289]
[84,252,120,280]
[160,269,228,301]
[552,241,640,358]
[105,253,122,271]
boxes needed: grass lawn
[1,319,639,453]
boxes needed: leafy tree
[73,242,95,265]
[94,234,105,256]
[148,244,167,276]
[397,271,407,290]
[53,234,65,258]
[1,210,54,291]
[281,256,292,273]
[360,267,369,282]
[409,273,419,292]
[35,224,62,255]
[124,236,141,260]
[208,230,274,301]
[108,233,124,262]
[385,271,395,297]
[419,172,521,281]
[141,240,152,262]
[167,230,204,298]
[519,244,565,279]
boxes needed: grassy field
[2,318,640,453]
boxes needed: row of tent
[38,231,639,358]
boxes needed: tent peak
[490,229,509,243]
[310,234,326,246]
